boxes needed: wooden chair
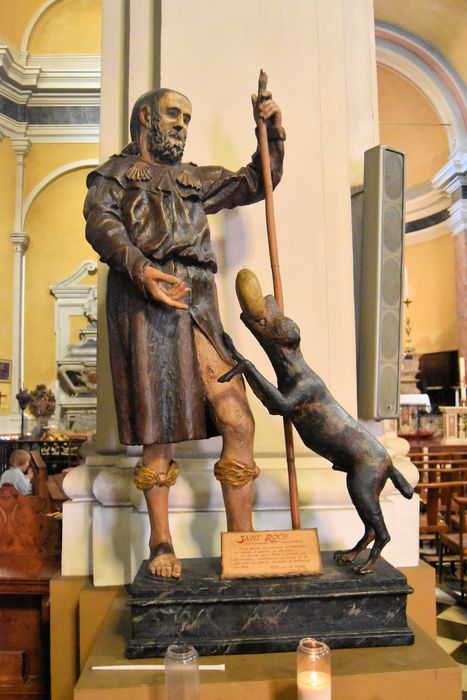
[438,495,467,603]
[416,470,467,566]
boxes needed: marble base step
[126,551,414,657]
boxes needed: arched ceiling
[28,0,101,54]
[377,64,450,188]
[374,0,467,83]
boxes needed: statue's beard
[148,120,186,164]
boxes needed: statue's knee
[214,458,260,487]
[222,408,255,443]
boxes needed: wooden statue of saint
[84,86,285,578]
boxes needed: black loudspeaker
[356,145,406,420]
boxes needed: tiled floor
[436,587,467,698]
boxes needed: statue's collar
[91,154,202,195]
[123,156,201,193]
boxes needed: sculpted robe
[84,126,284,445]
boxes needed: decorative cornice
[24,123,99,143]
[27,53,101,72]
[432,151,467,192]
[405,182,451,223]
[448,199,467,236]
[0,40,101,131]
[0,44,41,89]
[0,41,100,91]
[0,112,99,142]
[28,93,100,107]
[0,81,31,105]
[50,260,98,297]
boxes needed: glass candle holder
[297,637,331,699]
[165,642,200,700]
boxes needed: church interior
[0,0,466,698]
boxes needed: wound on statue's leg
[194,327,258,533]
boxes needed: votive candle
[297,638,331,700]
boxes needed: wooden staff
[256,69,301,530]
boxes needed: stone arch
[22,159,97,230]
[375,21,466,157]
[21,0,61,53]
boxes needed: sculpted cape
[84,126,285,445]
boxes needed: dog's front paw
[218,361,248,383]
[334,549,357,563]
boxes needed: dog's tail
[389,466,414,499]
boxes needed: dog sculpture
[219,269,414,574]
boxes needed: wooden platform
[73,589,461,700]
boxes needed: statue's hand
[251,91,282,129]
[143,266,189,309]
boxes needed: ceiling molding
[0,38,101,142]
[0,40,101,107]
[405,182,451,223]
[0,113,99,142]
[0,113,27,139]
[28,93,100,107]
[405,220,451,246]
[448,199,467,237]
[432,151,467,192]
[0,42,101,93]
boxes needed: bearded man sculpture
[84,87,284,578]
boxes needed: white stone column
[9,233,30,403]
[9,137,31,414]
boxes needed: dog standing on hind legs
[219,269,414,574]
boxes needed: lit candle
[297,638,331,700]
[297,669,331,699]
[404,267,409,299]
[460,356,466,403]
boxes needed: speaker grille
[383,205,403,253]
[384,151,404,200]
[357,146,405,420]
[377,149,405,417]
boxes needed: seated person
[0,449,33,495]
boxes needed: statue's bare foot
[147,542,181,578]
